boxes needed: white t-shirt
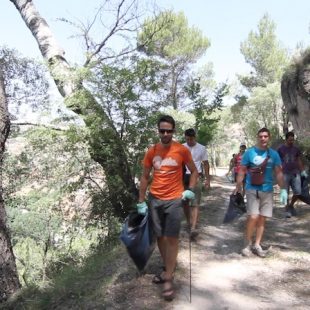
[183,142,208,174]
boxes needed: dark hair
[285,131,294,140]
[184,128,196,137]
[157,115,175,129]
[257,127,270,136]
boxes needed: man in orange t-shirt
[137,115,198,301]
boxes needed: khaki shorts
[245,190,273,217]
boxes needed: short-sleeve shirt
[143,141,192,200]
[277,144,301,174]
[183,142,208,174]
[241,146,282,192]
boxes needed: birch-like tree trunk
[0,70,21,302]
[9,0,137,218]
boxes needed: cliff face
[281,51,310,139]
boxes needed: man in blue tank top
[235,128,287,258]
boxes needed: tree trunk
[281,54,310,140]
[0,70,21,302]
[9,0,137,218]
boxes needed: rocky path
[172,169,310,310]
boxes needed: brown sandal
[152,273,165,284]
[162,279,174,301]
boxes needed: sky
[1,0,310,83]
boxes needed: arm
[203,160,210,188]
[227,157,234,174]
[235,165,246,193]
[297,156,305,173]
[275,165,289,205]
[186,160,198,189]
[138,166,152,202]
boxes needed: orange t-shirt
[143,141,192,200]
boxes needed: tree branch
[10,121,69,131]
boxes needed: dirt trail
[106,169,310,310]
[173,169,310,310]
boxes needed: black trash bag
[300,176,310,205]
[223,192,246,224]
[120,211,156,271]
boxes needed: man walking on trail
[277,132,308,218]
[183,128,210,239]
[235,128,287,258]
[137,115,198,301]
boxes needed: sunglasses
[158,129,174,134]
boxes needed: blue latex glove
[280,189,288,205]
[301,170,308,178]
[136,201,148,215]
[182,189,195,201]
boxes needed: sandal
[152,266,166,284]
[152,273,165,284]
[162,279,174,301]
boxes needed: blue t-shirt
[241,146,282,192]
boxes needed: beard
[160,135,173,145]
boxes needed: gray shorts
[148,193,183,237]
[246,190,273,217]
[284,173,301,195]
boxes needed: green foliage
[2,242,123,310]
[3,126,111,286]
[234,14,289,142]
[138,11,209,60]
[0,46,49,116]
[87,57,165,180]
[240,14,289,89]
[230,95,247,123]
[184,79,228,144]
[138,10,210,109]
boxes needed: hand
[204,179,210,189]
[301,170,308,178]
[182,189,195,200]
[136,201,148,215]
[234,183,242,195]
[280,189,288,205]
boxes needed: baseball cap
[240,143,246,147]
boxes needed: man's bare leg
[157,237,166,263]
[162,236,178,299]
[163,237,178,280]
[245,215,259,244]
[183,204,190,227]
[191,205,199,230]
[254,215,266,246]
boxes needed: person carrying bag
[248,149,270,186]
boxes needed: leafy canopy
[240,14,289,88]
[138,10,210,61]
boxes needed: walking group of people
[136,115,309,301]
